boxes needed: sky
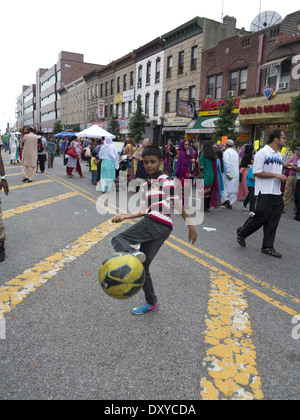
[1,0,299,134]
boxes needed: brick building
[16,84,36,130]
[239,10,300,145]
[16,51,104,133]
[190,26,264,143]
[59,76,86,131]
[162,16,239,144]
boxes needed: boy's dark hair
[267,129,283,144]
[142,145,163,159]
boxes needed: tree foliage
[212,99,238,144]
[52,121,64,135]
[129,96,147,143]
[107,114,120,137]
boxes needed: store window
[165,91,171,113]
[230,71,238,92]
[167,56,172,79]
[229,69,248,95]
[189,85,196,102]
[191,46,198,71]
[145,93,150,115]
[178,51,184,75]
[207,74,222,98]
[155,59,161,83]
[146,62,151,85]
[154,91,159,116]
[266,60,291,89]
[216,75,223,99]
[239,69,248,94]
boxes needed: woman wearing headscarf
[199,140,220,211]
[66,136,84,178]
[163,139,177,177]
[238,144,254,202]
[176,139,194,208]
[10,133,19,164]
[99,138,119,193]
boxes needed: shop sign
[123,89,135,103]
[164,112,192,127]
[199,97,240,116]
[98,100,105,119]
[262,85,276,100]
[275,32,300,47]
[114,93,123,105]
[239,103,291,115]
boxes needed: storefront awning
[186,116,218,134]
[260,56,290,70]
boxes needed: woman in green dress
[199,140,219,211]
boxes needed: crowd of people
[1,126,299,264]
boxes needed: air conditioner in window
[278,82,289,90]
[137,81,142,89]
[227,91,236,98]
[206,95,212,99]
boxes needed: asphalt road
[0,150,300,401]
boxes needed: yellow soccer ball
[99,253,145,300]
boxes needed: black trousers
[243,186,256,213]
[295,180,300,221]
[111,217,172,306]
[238,193,284,249]
[37,154,46,173]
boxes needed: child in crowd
[91,151,99,185]
[111,145,197,315]
[243,164,256,216]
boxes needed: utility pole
[221,0,225,22]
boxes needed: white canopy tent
[76,125,115,140]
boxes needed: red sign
[240,103,291,115]
[200,97,240,112]
[275,32,300,46]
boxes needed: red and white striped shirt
[141,172,179,228]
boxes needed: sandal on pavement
[261,248,282,258]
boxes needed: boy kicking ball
[111,145,197,315]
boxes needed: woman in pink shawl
[176,139,194,208]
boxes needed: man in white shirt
[237,129,287,258]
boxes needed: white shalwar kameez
[222,147,240,205]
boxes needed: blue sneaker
[132,302,159,315]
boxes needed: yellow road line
[2,192,80,219]
[9,180,53,190]
[200,271,264,400]
[47,173,300,318]
[6,173,22,177]
[45,173,101,206]
[170,235,300,306]
[0,219,122,319]
[166,241,299,318]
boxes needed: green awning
[186,116,218,134]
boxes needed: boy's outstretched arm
[111,203,146,224]
[173,198,197,244]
